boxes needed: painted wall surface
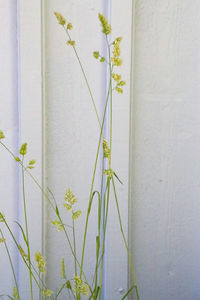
[2,1,200,299]
[0,0,43,297]
[44,1,132,299]
[130,1,200,299]
[0,0,19,294]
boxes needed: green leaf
[61,258,66,279]
[121,285,137,300]
[113,171,123,185]
[14,157,20,162]
[29,160,36,165]
[14,221,28,246]
[95,287,100,298]
[56,206,60,217]
[66,280,72,289]
[88,190,101,216]
[96,236,100,259]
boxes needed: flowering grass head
[74,276,88,296]
[35,251,46,273]
[19,143,27,156]
[0,130,5,139]
[98,13,111,35]
[54,12,66,26]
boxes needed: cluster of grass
[0,12,139,300]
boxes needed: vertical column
[104,0,134,299]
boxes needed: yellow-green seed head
[98,13,111,35]
[103,169,114,177]
[112,73,121,82]
[61,258,66,279]
[28,159,36,169]
[29,159,36,165]
[67,22,73,30]
[102,139,111,159]
[0,238,5,243]
[74,276,88,296]
[0,213,5,222]
[115,37,122,43]
[111,57,122,66]
[64,203,72,211]
[93,51,100,59]
[116,87,123,94]
[54,12,66,25]
[0,130,5,139]
[72,210,82,220]
[65,188,77,205]
[119,81,126,86]
[67,40,75,46]
[19,143,27,156]
[42,289,53,298]
[113,42,120,57]
[19,245,28,260]
[35,251,46,273]
[81,285,88,296]
[51,220,63,232]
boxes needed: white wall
[130,1,200,299]
[2,1,200,300]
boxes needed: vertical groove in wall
[128,0,137,297]
[15,0,21,286]
[41,0,47,290]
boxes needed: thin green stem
[0,142,95,298]
[21,156,33,300]
[106,36,113,169]
[98,177,110,300]
[0,229,20,299]
[90,180,110,291]
[72,218,77,277]
[55,213,95,299]
[111,177,139,300]
[0,141,55,214]
[2,218,43,292]
[39,272,41,300]
[55,282,74,300]
[80,62,113,279]
[63,27,101,129]
[98,37,113,300]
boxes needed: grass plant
[0,12,139,300]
